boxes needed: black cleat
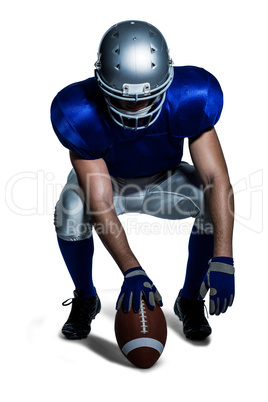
[174,290,211,341]
[61,289,101,340]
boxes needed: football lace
[139,300,149,334]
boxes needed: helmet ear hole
[95,20,174,130]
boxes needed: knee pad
[54,185,92,241]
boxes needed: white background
[2,0,267,400]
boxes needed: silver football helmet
[95,20,174,130]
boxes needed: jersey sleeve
[198,71,223,134]
[169,67,224,139]
[50,94,103,159]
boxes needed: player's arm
[188,127,234,257]
[189,128,235,315]
[70,151,162,312]
[70,151,139,273]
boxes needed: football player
[51,20,235,341]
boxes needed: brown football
[115,299,167,369]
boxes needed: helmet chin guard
[95,20,174,130]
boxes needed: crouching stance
[51,20,235,342]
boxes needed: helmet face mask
[95,20,174,130]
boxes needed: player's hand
[116,267,163,313]
[199,259,235,315]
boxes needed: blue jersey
[51,66,223,178]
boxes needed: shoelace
[187,299,209,320]
[204,303,209,319]
[62,298,73,306]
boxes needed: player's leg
[180,225,213,299]
[174,226,213,340]
[55,169,100,339]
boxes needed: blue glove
[199,258,235,315]
[116,267,163,313]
